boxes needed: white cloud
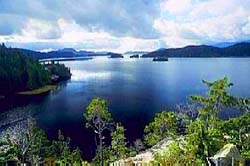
[22,19,62,39]
[155,0,250,47]
[1,0,250,51]
[160,0,193,16]
[242,16,250,35]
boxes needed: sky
[0,0,250,53]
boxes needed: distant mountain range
[142,42,250,58]
[8,42,250,59]
[124,51,149,55]
[13,48,113,59]
[211,40,250,48]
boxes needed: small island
[153,57,168,62]
[130,54,139,58]
[108,53,124,58]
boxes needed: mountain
[58,48,95,56]
[58,48,78,54]
[10,42,250,59]
[13,48,45,59]
[142,42,250,58]
[213,42,238,48]
[124,51,149,55]
[212,40,250,48]
[13,48,112,59]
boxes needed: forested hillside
[0,44,50,95]
[142,42,250,57]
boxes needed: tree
[0,44,50,95]
[29,127,51,165]
[52,130,72,165]
[154,141,185,165]
[185,119,224,164]
[188,77,239,163]
[110,124,128,161]
[51,130,83,165]
[84,98,113,166]
[190,77,246,122]
[0,141,16,163]
[1,118,50,165]
[221,114,250,159]
[144,111,178,146]
[71,148,83,166]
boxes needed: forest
[0,44,71,96]
[0,44,50,95]
[0,77,249,165]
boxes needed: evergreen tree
[84,98,113,166]
[187,77,241,164]
[110,124,128,161]
[144,111,178,146]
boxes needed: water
[2,57,250,160]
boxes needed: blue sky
[0,0,250,52]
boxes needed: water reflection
[71,70,112,81]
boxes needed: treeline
[142,42,250,57]
[0,44,50,95]
[0,78,249,165]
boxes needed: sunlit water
[2,57,250,160]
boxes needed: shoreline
[16,85,57,96]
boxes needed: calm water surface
[4,57,250,159]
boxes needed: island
[153,57,168,61]
[108,53,124,58]
[130,54,139,58]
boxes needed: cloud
[0,14,27,35]
[155,0,250,47]
[0,0,161,39]
[22,19,62,39]
[62,0,161,39]
[1,0,250,51]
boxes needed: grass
[17,85,57,95]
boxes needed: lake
[1,57,250,160]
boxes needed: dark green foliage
[110,124,128,161]
[187,77,248,163]
[0,44,50,95]
[28,126,51,164]
[52,130,82,165]
[0,141,16,163]
[221,114,250,159]
[46,63,71,81]
[91,146,113,166]
[144,111,178,146]
[154,78,249,165]
[0,120,83,165]
[84,98,113,165]
[154,141,185,165]
[1,119,51,164]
